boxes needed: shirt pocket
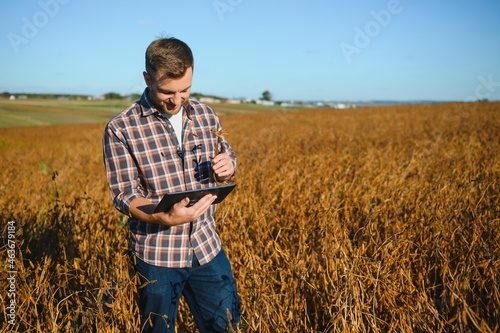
[129,135,181,195]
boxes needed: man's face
[143,67,192,116]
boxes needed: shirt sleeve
[103,121,145,216]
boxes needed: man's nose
[172,93,182,105]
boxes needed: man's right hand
[156,194,217,226]
[129,194,217,226]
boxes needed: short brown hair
[145,37,194,79]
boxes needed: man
[103,37,241,332]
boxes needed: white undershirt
[166,108,184,144]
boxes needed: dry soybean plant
[0,102,499,332]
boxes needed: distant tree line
[2,90,278,103]
[190,92,228,101]
[2,92,94,100]
[1,92,143,101]
[102,92,141,100]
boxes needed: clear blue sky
[1,0,499,101]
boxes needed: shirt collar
[137,87,156,117]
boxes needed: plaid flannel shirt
[103,89,236,267]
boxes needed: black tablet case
[154,184,236,213]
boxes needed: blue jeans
[134,249,241,333]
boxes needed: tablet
[154,184,237,213]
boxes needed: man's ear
[143,71,151,87]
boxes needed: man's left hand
[212,153,235,182]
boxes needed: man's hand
[212,153,235,182]
[157,194,217,226]
[130,194,217,227]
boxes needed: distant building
[199,97,221,104]
[256,100,275,106]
